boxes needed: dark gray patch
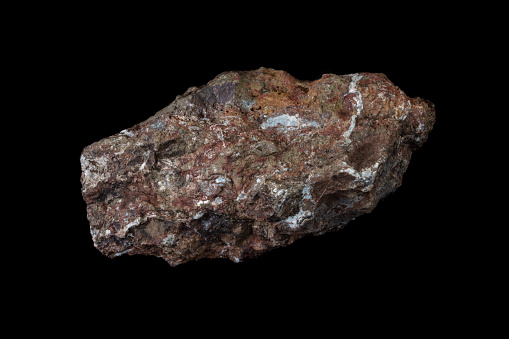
[214,82,235,104]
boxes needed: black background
[36,6,491,329]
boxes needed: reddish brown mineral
[80,67,435,266]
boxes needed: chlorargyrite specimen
[81,67,435,266]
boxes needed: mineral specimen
[81,67,435,266]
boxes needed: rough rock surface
[81,67,435,266]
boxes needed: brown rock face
[80,67,435,266]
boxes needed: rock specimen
[81,67,435,266]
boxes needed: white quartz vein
[341,73,364,145]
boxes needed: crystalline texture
[80,67,435,266]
